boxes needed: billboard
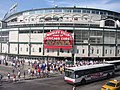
[44,30,73,50]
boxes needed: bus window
[65,70,75,79]
[75,71,81,78]
[75,70,85,78]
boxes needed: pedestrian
[34,69,37,76]
[38,68,41,77]
[0,60,1,64]
[28,61,30,66]
[31,68,34,77]
[60,66,63,74]
[12,68,15,74]
[0,74,3,85]
[7,72,10,81]
[13,74,16,82]
[28,68,31,76]
[24,71,26,79]
[18,70,21,81]
[72,85,76,90]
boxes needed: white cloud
[85,1,120,12]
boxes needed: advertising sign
[44,30,73,50]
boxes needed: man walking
[7,72,10,81]
[72,85,76,90]
[18,70,21,81]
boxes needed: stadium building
[0,6,120,62]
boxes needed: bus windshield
[65,70,75,79]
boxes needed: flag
[9,3,18,13]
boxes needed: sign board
[44,30,73,50]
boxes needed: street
[1,62,120,90]
[1,72,120,90]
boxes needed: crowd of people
[26,60,65,77]
[4,58,66,82]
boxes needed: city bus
[104,60,120,71]
[64,64,115,85]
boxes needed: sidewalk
[0,60,64,83]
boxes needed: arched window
[105,20,115,26]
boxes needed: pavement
[0,61,62,83]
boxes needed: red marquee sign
[44,30,73,50]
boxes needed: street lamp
[71,46,76,66]
[46,54,49,66]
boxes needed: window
[67,50,69,53]
[110,49,112,54]
[116,83,120,87]
[47,49,49,53]
[100,11,106,15]
[104,31,115,44]
[105,49,108,54]
[82,49,85,54]
[74,17,78,20]
[77,49,79,53]
[39,48,41,52]
[29,11,35,14]
[52,50,54,52]
[35,10,43,14]
[91,10,99,14]
[105,20,115,26]
[45,10,52,13]
[31,18,35,21]
[63,9,72,12]
[106,82,116,87]
[54,9,62,12]
[73,9,81,13]
[97,49,99,54]
[90,47,94,54]
[15,47,17,51]
[32,48,35,52]
[74,30,89,44]
[82,10,90,13]
[118,50,120,54]
[90,38,96,43]
[60,48,64,53]
[26,48,28,52]
[91,48,94,54]
[20,20,23,22]
[20,48,22,51]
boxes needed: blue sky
[0,0,120,20]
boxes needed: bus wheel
[81,79,86,85]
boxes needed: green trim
[0,41,8,43]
